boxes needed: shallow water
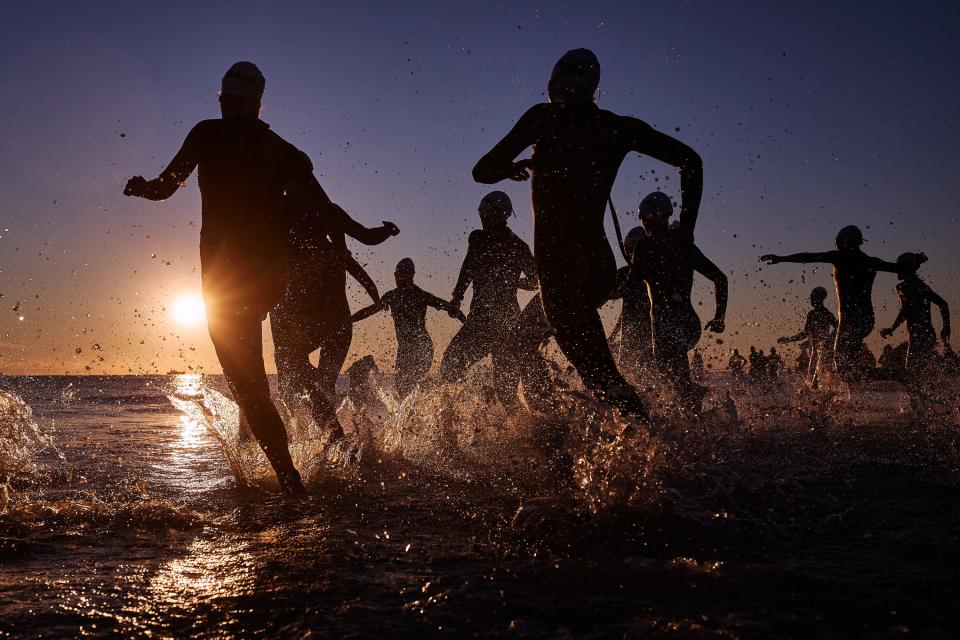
[1,373,959,638]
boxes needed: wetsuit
[129,117,393,483]
[272,222,377,433]
[770,249,897,379]
[781,305,837,383]
[611,265,654,375]
[439,228,536,404]
[628,227,726,409]
[473,102,702,397]
[889,276,947,370]
[379,285,454,398]
[728,353,747,378]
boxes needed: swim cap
[638,191,674,220]
[395,257,416,274]
[548,49,601,101]
[811,286,828,302]
[623,226,647,257]
[835,225,864,247]
[896,252,928,269]
[479,191,513,218]
[221,61,265,100]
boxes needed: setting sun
[171,294,206,326]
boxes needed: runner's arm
[625,117,703,234]
[472,105,543,184]
[760,251,837,265]
[695,247,728,331]
[124,124,203,200]
[343,252,380,304]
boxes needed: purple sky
[1,1,958,374]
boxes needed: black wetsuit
[473,102,702,396]
[272,223,365,432]
[628,227,726,408]
[380,285,452,398]
[129,117,393,483]
[130,118,322,478]
[771,249,897,379]
[892,276,941,370]
[782,305,837,383]
[611,265,653,375]
[439,227,536,404]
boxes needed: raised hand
[381,221,400,236]
[759,254,781,265]
[705,317,725,333]
[123,176,148,197]
[509,159,533,182]
[777,336,789,344]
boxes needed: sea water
[1,372,958,638]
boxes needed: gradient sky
[1,0,958,374]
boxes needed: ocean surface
[1,372,959,638]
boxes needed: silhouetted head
[395,257,416,286]
[895,252,927,278]
[637,191,674,236]
[548,49,600,104]
[750,345,756,354]
[770,346,778,355]
[810,286,829,306]
[478,191,513,231]
[835,225,864,251]
[733,348,740,355]
[219,61,265,119]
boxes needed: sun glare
[171,294,206,326]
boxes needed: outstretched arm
[351,300,387,323]
[760,251,837,265]
[424,290,467,322]
[625,117,703,234]
[472,106,542,184]
[450,240,477,309]
[343,252,380,304]
[124,124,203,200]
[779,329,810,344]
[695,247,728,332]
[880,309,906,338]
[287,153,400,246]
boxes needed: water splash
[0,390,54,482]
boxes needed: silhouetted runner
[761,225,897,380]
[728,348,747,379]
[610,226,653,376]
[628,192,726,412]
[778,286,837,387]
[472,48,703,417]
[271,228,381,440]
[880,252,951,372]
[123,62,398,494]
[748,346,766,383]
[438,192,537,404]
[767,346,783,380]
[353,258,465,398]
